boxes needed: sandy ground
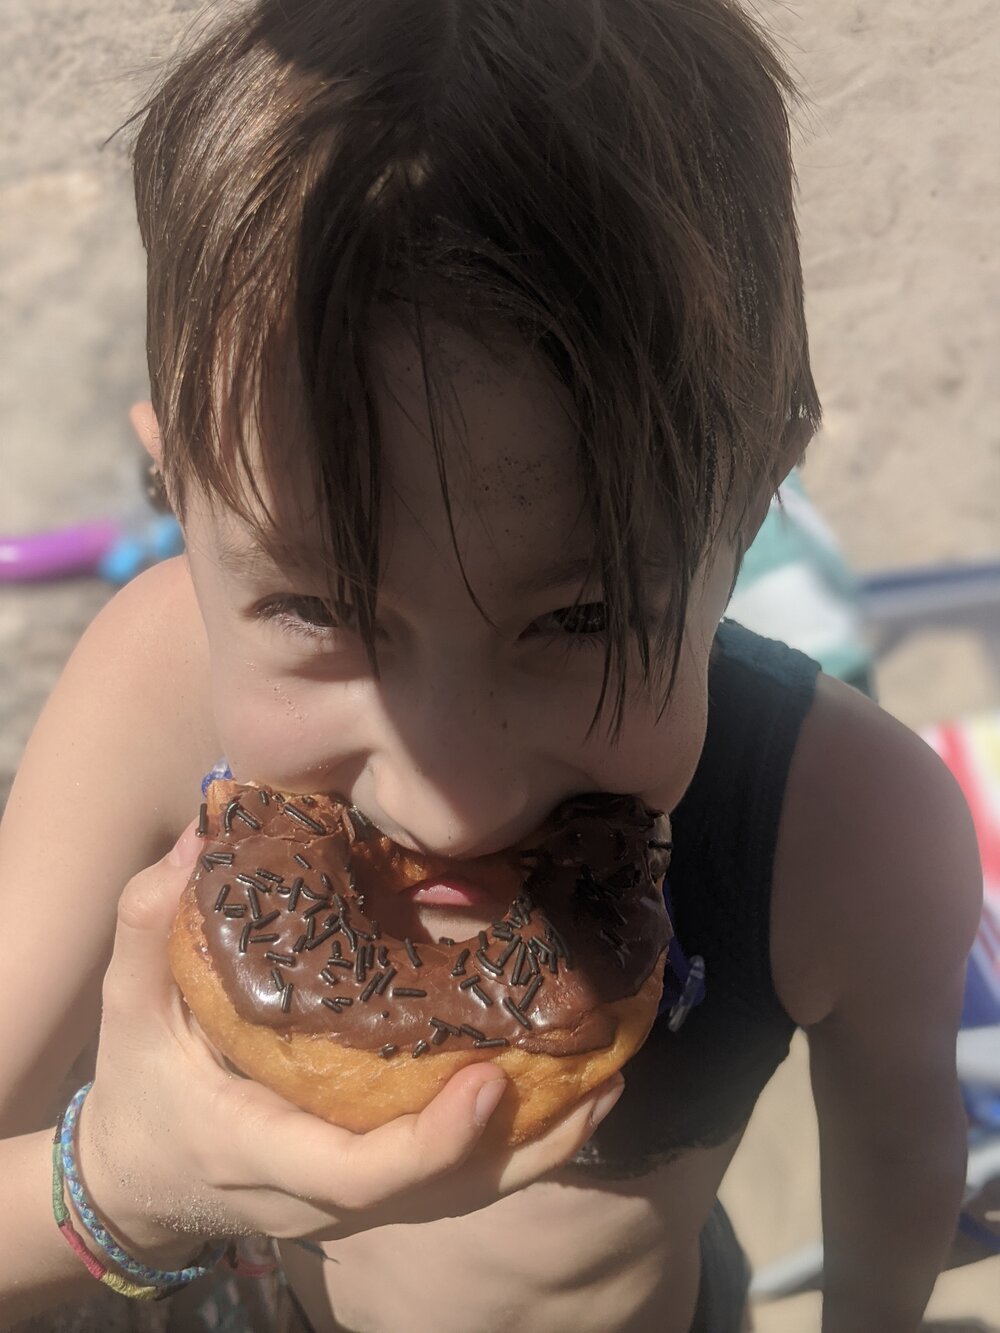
[1,1,998,1326]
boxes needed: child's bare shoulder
[0,559,214,1123]
[771,674,981,1027]
[5,557,215,854]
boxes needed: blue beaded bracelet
[59,1082,224,1288]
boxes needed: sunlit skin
[0,318,977,1333]
[179,317,741,943]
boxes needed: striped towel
[921,712,1000,1031]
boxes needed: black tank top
[568,620,821,1178]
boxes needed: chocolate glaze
[188,783,672,1059]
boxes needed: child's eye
[255,595,351,637]
[526,602,608,641]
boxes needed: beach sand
[2,1,998,1324]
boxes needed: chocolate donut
[169,781,672,1144]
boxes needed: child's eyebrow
[514,555,672,596]
[214,543,672,596]
[214,540,309,583]
[215,543,276,578]
[513,555,599,596]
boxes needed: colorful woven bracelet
[58,1083,224,1288]
[52,1128,179,1300]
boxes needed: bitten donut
[168,781,672,1144]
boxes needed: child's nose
[373,761,535,860]
[371,670,538,858]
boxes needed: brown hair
[131,0,820,726]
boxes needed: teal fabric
[730,470,873,684]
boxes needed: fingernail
[589,1075,625,1127]
[474,1078,507,1126]
[168,820,202,868]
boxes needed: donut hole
[347,836,526,946]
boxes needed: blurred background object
[1,1,998,1327]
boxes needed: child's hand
[76,826,624,1263]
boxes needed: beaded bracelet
[57,1082,224,1289]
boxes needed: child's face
[182,319,738,880]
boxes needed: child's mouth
[350,836,524,940]
[405,876,489,908]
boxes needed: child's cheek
[208,657,359,791]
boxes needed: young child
[0,2,983,1330]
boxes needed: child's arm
[0,566,203,1135]
[786,687,982,1332]
[0,565,622,1321]
[2,835,618,1322]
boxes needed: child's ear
[129,400,173,513]
[129,400,162,466]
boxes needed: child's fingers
[220,1065,623,1223]
[493,1074,624,1195]
[103,822,201,1012]
[230,1063,509,1210]
[332,1064,510,1207]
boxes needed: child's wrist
[74,1107,211,1270]
[75,1169,208,1272]
[80,1161,207,1270]
[100,1220,207,1274]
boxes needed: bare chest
[279,1136,740,1333]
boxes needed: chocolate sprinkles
[192,782,671,1062]
[283,803,327,834]
[502,997,533,1030]
[287,878,303,913]
[358,974,381,1003]
[232,805,262,832]
[403,938,423,969]
[475,951,504,979]
[510,941,529,987]
[374,966,397,996]
[202,852,234,870]
[264,951,296,967]
[304,926,339,952]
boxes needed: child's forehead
[370,315,580,510]
[190,317,693,595]
[205,317,587,538]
